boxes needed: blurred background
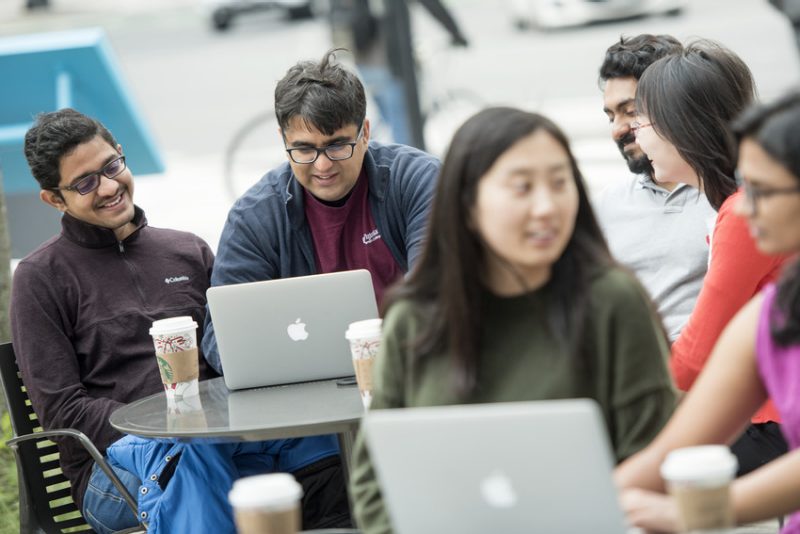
[1,0,799,255]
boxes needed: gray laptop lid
[363,399,628,534]
[207,269,378,390]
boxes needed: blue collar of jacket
[60,205,148,249]
[284,145,387,229]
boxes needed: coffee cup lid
[660,445,738,484]
[149,316,198,336]
[229,473,303,510]
[345,318,382,340]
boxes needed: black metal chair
[0,342,145,533]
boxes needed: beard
[616,132,654,176]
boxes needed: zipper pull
[118,241,125,253]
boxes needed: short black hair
[598,34,683,85]
[23,108,117,191]
[274,48,367,135]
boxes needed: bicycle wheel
[223,110,287,202]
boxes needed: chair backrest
[0,342,93,533]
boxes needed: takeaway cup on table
[345,318,382,409]
[229,473,303,534]
[660,445,738,533]
[149,316,200,401]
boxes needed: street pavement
[3,0,799,251]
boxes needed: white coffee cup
[345,318,382,409]
[149,316,200,400]
[660,445,738,533]
[229,473,303,534]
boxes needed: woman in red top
[632,40,788,475]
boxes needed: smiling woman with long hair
[633,40,789,476]
[349,107,676,534]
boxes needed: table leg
[338,424,358,518]
[337,424,357,482]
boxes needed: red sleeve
[670,191,786,391]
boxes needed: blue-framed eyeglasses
[50,155,127,195]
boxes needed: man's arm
[398,158,439,271]
[201,202,282,373]
[10,263,123,452]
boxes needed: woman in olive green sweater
[350,107,676,534]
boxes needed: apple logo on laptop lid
[287,318,309,341]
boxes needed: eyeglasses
[285,125,364,165]
[630,121,652,134]
[740,172,800,215]
[51,156,127,195]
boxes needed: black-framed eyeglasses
[630,121,652,134]
[739,171,800,215]
[285,125,364,165]
[50,155,127,195]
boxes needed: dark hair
[733,91,800,346]
[635,40,756,210]
[384,107,614,397]
[23,108,117,191]
[274,48,367,134]
[598,33,683,84]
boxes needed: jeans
[358,65,412,145]
[82,461,141,534]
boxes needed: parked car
[510,0,686,30]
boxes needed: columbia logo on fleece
[362,228,381,245]
[165,276,190,284]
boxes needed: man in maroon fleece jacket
[10,108,220,532]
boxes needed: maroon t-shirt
[304,170,403,307]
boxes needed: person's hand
[620,488,681,533]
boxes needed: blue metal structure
[0,28,164,256]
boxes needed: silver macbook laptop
[362,399,629,534]
[207,269,378,390]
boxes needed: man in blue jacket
[202,49,440,527]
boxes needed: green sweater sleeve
[350,430,392,534]
[594,269,677,461]
[350,301,414,534]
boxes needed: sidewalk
[0,0,245,251]
[0,0,203,34]
[0,0,634,254]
